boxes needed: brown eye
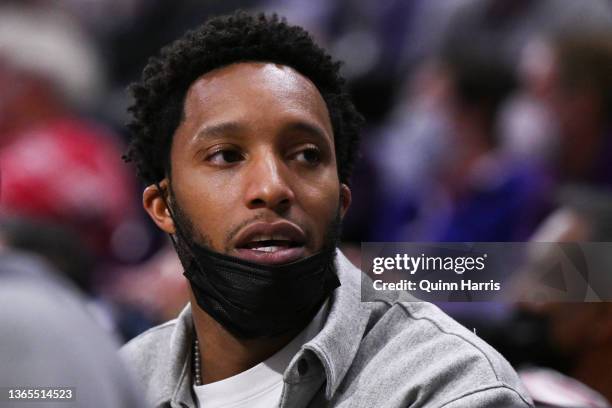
[207,149,244,165]
[295,147,321,165]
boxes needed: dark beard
[166,184,343,339]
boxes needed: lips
[233,221,307,265]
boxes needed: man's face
[145,62,351,264]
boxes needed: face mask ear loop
[153,181,211,281]
[153,181,232,300]
[153,181,212,342]
[154,181,184,252]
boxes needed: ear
[143,179,176,234]
[339,183,352,220]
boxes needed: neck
[189,292,299,384]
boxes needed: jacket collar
[164,249,372,407]
[299,250,371,398]
[166,303,196,408]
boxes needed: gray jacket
[120,251,533,408]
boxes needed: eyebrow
[193,122,245,143]
[191,119,332,145]
[281,121,332,145]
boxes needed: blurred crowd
[1,0,612,406]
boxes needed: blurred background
[1,0,611,405]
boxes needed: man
[120,11,532,407]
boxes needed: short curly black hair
[124,11,363,186]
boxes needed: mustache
[167,184,343,253]
[224,209,342,253]
[225,213,307,249]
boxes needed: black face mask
[164,186,342,339]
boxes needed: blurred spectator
[435,0,612,173]
[0,3,151,264]
[374,53,552,242]
[0,249,146,408]
[438,0,612,189]
[542,32,612,188]
[0,4,106,120]
[469,186,612,407]
[0,119,147,262]
[433,54,551,241]
[498,38,560,163]
[0,216,126,337]
[367,0,612,243]
[515,187,612,406]
[0,3,156,341]
[369,62,453,242]
[439,0,612,70]
[0,217,95,295]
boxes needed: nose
[243,152,295,213]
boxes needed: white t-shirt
[193,303,327,408]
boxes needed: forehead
[181,62,332,134]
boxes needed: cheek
[173,171,243,247]
[295,176,340,241]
